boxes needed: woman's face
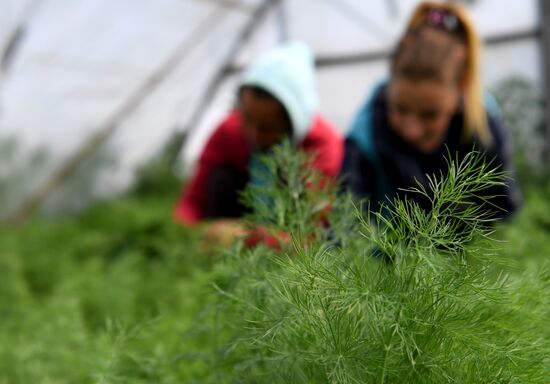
[240,88,291,152]
[388,77,460,153]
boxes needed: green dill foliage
[0,195,218,383]
[239,140,336,241]
[213,144,550,383]
[0,145,548,382]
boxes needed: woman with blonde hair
[342,1,521,219]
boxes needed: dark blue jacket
[342,81,522,220]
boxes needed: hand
[244,225,291,250]
[202,219,247,248]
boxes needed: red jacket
[174,110,343,225]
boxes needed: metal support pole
[168,0,280,167]
[276,0,288,42]
[4,6,227,224]
[539,0,550,164]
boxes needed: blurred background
[1,2,549,381]
[0,0,548,221]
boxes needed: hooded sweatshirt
[174,42,343,224]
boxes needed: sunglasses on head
[425,7,466,37]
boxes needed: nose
[244,122,259,140]
[400,116,424,142]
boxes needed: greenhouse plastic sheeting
[0,0,541,216]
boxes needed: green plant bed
[0,148,548,383]
[0,195,219,383]
[211,146,550,383]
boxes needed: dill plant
[212,143,550,383]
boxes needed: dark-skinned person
[341,1,521,229]
[174,41,344,248]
